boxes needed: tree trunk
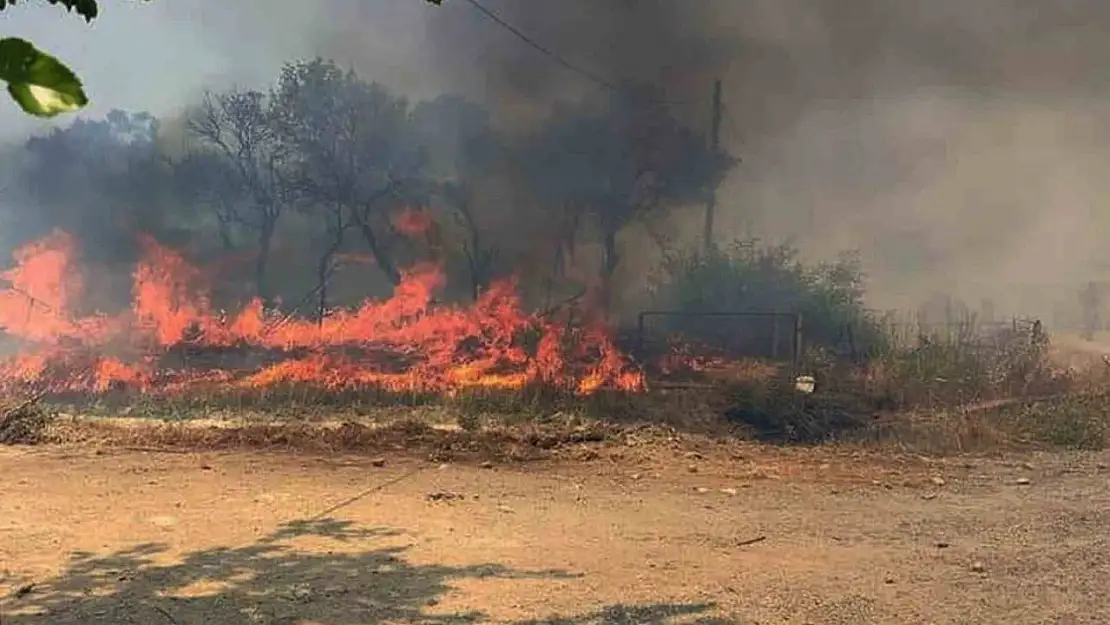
[255,219,275,307]
[455,190,490,301]
[600,228,619,319]
[353,211,401,287]
[216,217,235,252]
[316,252,331,325]
[317,216,346,324]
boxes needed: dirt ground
[1,439,1108,625]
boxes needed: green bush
[646,239,882,354]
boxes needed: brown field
[2,421,1108,625]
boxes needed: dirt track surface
[1,443,1108,624]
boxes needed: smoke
[413,0,1110,319]
[5,0,1110,320]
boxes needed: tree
[269,58,427,293]
[520,86,734,313]
[186,90,291,304]
[20,109,184,253]
[409,94,502,300]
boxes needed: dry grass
[711,322,1110,452]
[36,411,642,464]
[0,395,54,445]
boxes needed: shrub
[646,239,881,354]
[721,374,876,443]
[848,319,1065,409]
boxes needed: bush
[721,375,876,443]
[646,239,881,354]
[1003,393,1107,451]
[845,320,1066,409]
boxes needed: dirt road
[1,442,1107,624]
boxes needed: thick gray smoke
[5,0,1110,320]
[420,0,1110,132]
[414,0,1110,320]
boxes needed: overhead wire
[456,0,699,108]
[458,0,624,94]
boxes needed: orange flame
[0,230,645,397]
[0,230,82,343]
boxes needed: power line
[456,0,695,106]
[459,0,623,92]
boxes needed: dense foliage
[647,239,877,354]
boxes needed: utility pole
[703,79,722,255]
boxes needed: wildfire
[0,229,645,397]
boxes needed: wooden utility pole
[703,79,722,254]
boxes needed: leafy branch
[0,0,147,117]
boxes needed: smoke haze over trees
[0,56,730,325]
[3,0,1110,322]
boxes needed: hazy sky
[0,0,440,138]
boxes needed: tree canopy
[1,54,732,316]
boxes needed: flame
[391,207,434,237]
[0,229,645,397]
[0,230,82,343]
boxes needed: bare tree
[186,90,289,305]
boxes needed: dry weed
[0,395,55,445]
[38,413,629,463]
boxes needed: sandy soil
[1,441,1108,625]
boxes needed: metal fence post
[771,313,781,360]
[793,312,804,367]
[636,312,646,360]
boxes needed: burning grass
[0,230,643,398]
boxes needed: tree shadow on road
[1,518,734,625]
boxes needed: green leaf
[0,38,88,117]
